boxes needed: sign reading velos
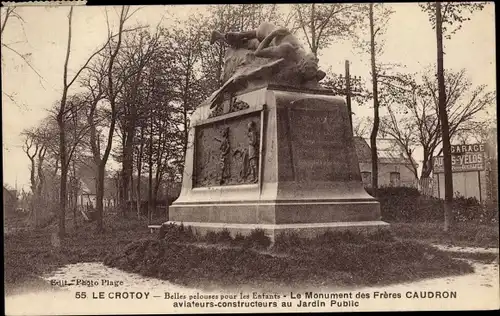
[433,143,485,173]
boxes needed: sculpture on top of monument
[207,21,327,109]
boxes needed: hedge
[365,186,499,224]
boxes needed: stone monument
[167,22,388,239]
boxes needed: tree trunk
[121,107,137,217]
[153,172,162,218]
[310,3,317,57]
[119,126,126,213]
[57,119,67,238]
[28,155,37,227]
[56,6,74,239]
[165,182,170,221]
[120,168,129,217]
[436,2,453,232]
[71,161,78,229]
[181,60,191,160]
[96,164,106,232]
[136,173,142,219]
[73,183,78,229]
[148,114,154,224]
[129,172,134,217]
[369,3,380,195]
[421,148,432,179]
[136,127,145,219]
[148,166,153,224]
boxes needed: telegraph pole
[337,60,361,132]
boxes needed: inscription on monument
[289,106,358,182]
[194,114,260,187]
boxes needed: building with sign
[432,139,497,202]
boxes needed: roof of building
[3,186,17,201]
[354,137,372,162]
[354,137,418,166]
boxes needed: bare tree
[134,125,146,219]
[379,68,495,181]
[169,21,206,160]
[21,120,57,226]
[321,67,371,106]
[21,132,39,198]
[420,1,487,232]
[352,116,372,138]
[365,3,394,195]
[291,3,363,57]
[56,7,122,237]
[1,7,45,105]
[91,6,147,232]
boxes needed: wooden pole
[478,170,482,202]
[436,2,454,232]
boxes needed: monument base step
[164,220,390,241]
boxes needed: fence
[418,177,434,196]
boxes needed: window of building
[390,172,401,187]
[361,172,372,187]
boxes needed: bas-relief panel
[194,114,260,187]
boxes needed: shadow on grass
[103,224,474,291]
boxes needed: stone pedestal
[168,84,388,239]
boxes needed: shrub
[160,223,196,243]
[202,229,235,244]
[366,186,420,198]
[231,233,246,246]
[473,228,499,248]
[204,231,219,244]
[246,229,271,249]
[367,186,498,224]
[452,194,498,224]
[216,229,233,243]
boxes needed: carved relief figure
[246,121,259,183]
[233,121,260,183]
[214,127,231,185]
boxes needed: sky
[1,3,496,191]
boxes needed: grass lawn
[4,213,498,294]
[389,222,499,248]
[4,213,152,296]
[103,224,476,291]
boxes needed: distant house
[354,137,418,188]
[3,186,18,214]
[75,161,117,210]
